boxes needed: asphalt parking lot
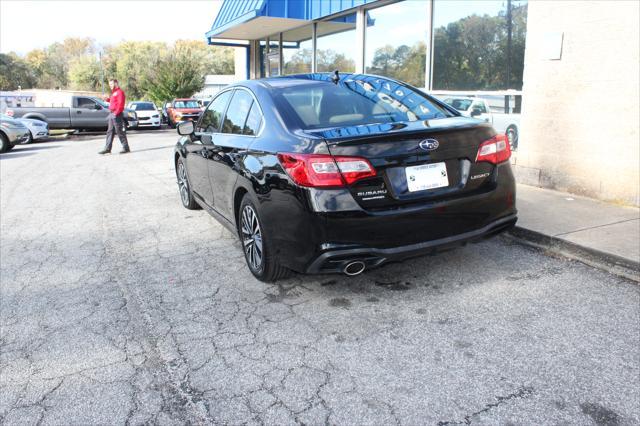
[1,130,639,425]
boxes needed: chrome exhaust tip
[343,261,366,276]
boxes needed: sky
[1,0,521,57]
[0,0,223,54]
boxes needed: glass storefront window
[432,0,528,90]
[365,1,429,88]
[282,25,313,75]
[315,13,357,73]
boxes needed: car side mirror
[470,108,482,117]
[177,120,194,136]
[94,104,102,110]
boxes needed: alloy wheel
[177,161,190,206]
[241,205,263,271]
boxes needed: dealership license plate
[405,162,449,192]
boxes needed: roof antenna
[331,70,340,84]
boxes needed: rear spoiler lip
[299,117,492,144]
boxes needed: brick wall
[516,1,639,206]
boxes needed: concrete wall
[516,1,639,206]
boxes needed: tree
[141,49,205,105]
[283,48,313,74]
[316,49,355,73]
[103,41,169,99]
[21,38,96,89]
[432,4,527,90]
[174,40,234,75]
[0,53,37,90]
[68,55,102,91]
[368,42,426,87]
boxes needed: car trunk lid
[306,117,498,209]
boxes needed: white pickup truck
[440,96,521,149]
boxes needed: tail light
[476,134,511,164]
[5,109,14,117]
[277,153,376,188]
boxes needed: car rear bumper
[265,161,517,274]
[305,213,517,274]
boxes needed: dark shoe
[98,149,110,155]
[119,148,131,154]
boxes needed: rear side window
[473,102,487,113]
[243,103,262,136]
[279,76,452,130]
[444,98,472,111]
[222,90,254,135]
[76,97,97,109]
[197,91,232,133]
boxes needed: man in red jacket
[99,79,130,154]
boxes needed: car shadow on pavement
[10,145,62,153]
[0,152,37,160]
[130,145,175,153]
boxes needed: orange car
[166,98,202,128]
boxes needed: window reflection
[316,13,357,73]
[283,25,313,75]
[433,0,528,90]
[365,1,429,87]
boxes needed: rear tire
[238,196,291,282]
[0,133,14,153]
[176,158,200,210]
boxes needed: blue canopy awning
[206,0,376,42]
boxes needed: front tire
[0,133,14,153]
[22,131,34,144]
[176,158,200,210]
[238,196,291,282]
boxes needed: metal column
[356,7,366,74]
[311,22,317,73]
[425,0,435,90]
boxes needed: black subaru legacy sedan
[174,73,517,282]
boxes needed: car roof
[232,73,414,93]
[444,96,476,101]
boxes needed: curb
[506,226,640,283]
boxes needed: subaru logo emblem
[419,139,439,151]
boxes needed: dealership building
[206,0,639,206]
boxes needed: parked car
[173,73,517,282]
[1,114,30,153]
[14,117,49,143]
[166,98,201,128]
[6,96,138,131]
[128,101,161,129]
[441,96,520,149]
[162,102,171,124]
[200,99,211,111]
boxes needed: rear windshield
[131,102,155,111]
[278,77,452,130]
[174,100,199,108]
[443,98,472,111]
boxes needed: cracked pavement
[1,131,639,425]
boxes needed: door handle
[77,111,82,114]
